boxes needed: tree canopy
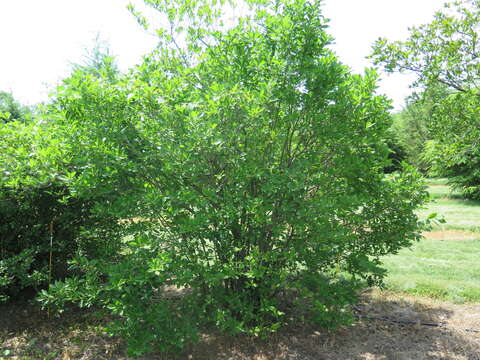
[371,0,480,198]
[0,91,31,123]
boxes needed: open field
[418,179,480,231]
[1,179,479,359]
[382,179,480,303]
[418,197,480,232]
[382,232,480,303]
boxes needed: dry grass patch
[423,230,480,241]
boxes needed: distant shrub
[384,129,407,173]
[0,120,121,303]
[432,142,480,200]
[0,183,122,302]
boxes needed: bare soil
[423,230,480,241]
[1,290,479,360]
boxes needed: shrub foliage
[0,120,120,303]
[1,0,427,355]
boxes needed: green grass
[419,197,480,231]
[418,179,480,231]
[426,184,462,200]
[381,178,480,303]
[424,177,449,186]
[382,237,480,303]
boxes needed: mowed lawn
[418,178,480,231]
[381,179,480,303]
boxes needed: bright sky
[0,0,445,110]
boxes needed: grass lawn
[419,197,480,231]
[381,178,480,303]
[417,178,480,231]
[382,235,480,303]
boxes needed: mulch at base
[1,290,479,360]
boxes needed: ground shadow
[178,290,480,360]
[0,301,123,360]
[1,291,479,360]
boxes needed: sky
[0,0,446,110]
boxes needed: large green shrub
[38,0,427,355]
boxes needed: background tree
[383,128,407,174]
[0,91,32,123]
[389,87,450,174]
[70,36,120,82]
[371,0,480,198]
